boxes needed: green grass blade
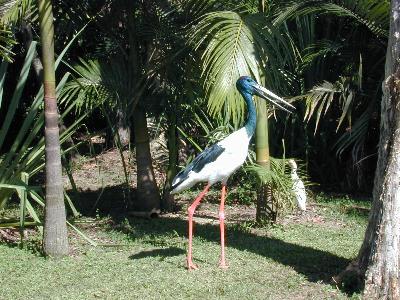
[177,126,203,152]
[28,190,45,207]
[0,221,40,228]
[0,183,40,191]
[0,72,73,180]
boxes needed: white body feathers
[288,159,307,211]
[171,128,251,194]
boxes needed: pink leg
[219,184,228,269]
[187,184,210,270]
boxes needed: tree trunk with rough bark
[361,1,400,297]
[116,108,131,147]
[335,1,400,297]
[133,106,160,212]
[39,0,69,257]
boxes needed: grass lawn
[0,192,369,300]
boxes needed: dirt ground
[63,147,337,228]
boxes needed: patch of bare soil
[64,149,164,191]
[0,228,36,243]
[64,147,339,229]
[169,197,342,229]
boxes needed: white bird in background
[288,159,307,211]
[170,76,295,270]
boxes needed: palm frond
[298,75,360,133]
[0,26,15,62]
[333,105,372,160]
[0,0,35,25]
[274,0,389,39]
[300,39,342,72]
[61,56,138,115]
[245,158,306,214]
[190,10,290,125]
[299,80,340,133]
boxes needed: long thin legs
[219,184,228,269]
[187,184,210,270]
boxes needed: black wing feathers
[171,144,225,191]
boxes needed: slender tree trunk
[255,2,275,223]
[162,106,178,211]
[133,106,160,212]
[116,108,130,147]
[39,0,69,257]
[255,98,275,222]
[361,1,400,297]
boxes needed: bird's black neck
[241,91,257,138]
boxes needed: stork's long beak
[254,84,295,113]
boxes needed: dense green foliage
[4,0,387,189]
[0,0,388,239]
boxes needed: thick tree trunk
[39,0,69,257]
[335,1,400,297]
[361,1,400,298]
[133,106,160,212]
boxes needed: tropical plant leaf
[245,158,304,214]
[0,0,35,25]
[0,41,36,149]
[274,0,389,39]
[190,10,291,125]
[334,105,372,159]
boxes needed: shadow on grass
[129,247,185,260]
[69,187,352,288]
[122,216,349,284]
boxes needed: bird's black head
[236,76,258,95]
[236,75,295,113]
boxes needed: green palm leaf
[274,0,389,39]
[0,0,35,25]
[299,76,360,134]
[190,10,289,125]
[334,105,373,159]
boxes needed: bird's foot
[219,261,229,270]
[187,260,199,271]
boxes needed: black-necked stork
[171,76,294,270]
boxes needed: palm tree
[38,0,68,257]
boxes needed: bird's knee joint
[188,206,195,216]
[219,211,225,220]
